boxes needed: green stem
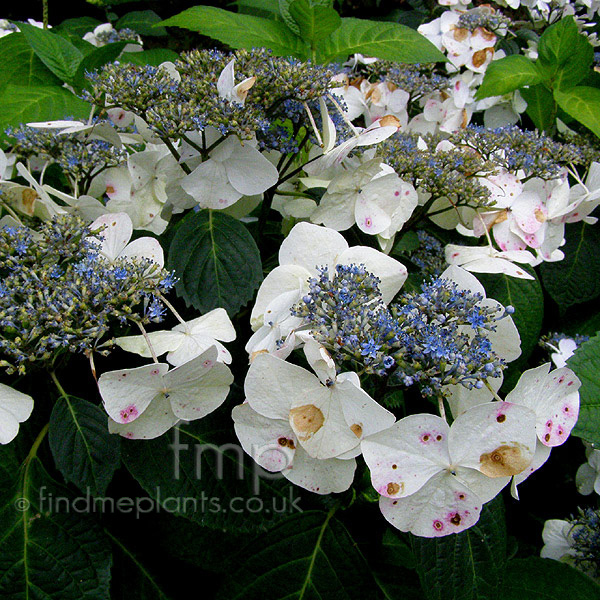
[42,0,49,29]
[50,371,68,401]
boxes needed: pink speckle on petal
[433,520,444,531]
[120,404,139,423]
[151,368,160,375]
[125,432,134,439]
[394,190,400,197]
[568,381,574,386]
[203,360,213,368]
[365,217,373,228]
[558,376,565,384]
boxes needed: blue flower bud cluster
[291,264,507,398]
[451,125,594,179]
[409,231,446,278]
[7,121,127,189]
[569,508,600,580]
[0,216,174,374]
[86,48,337,153]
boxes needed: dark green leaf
[107,530,171,600]
[567,333,600,446]
[521,83,556,133]
[555,86,600,138]
[0,456,112,598]
[167,209,263,316]
[119,48,181,67]
[501,557,600,599]
[540,222,600,308]
[16,21,83,85]
[478,268,543,363]
[216,510,380,599]
[122,415,298,532]
[160,6,310,59]
[0,84,91,142]
[289,0,341,49]
[0,33,61,94]
[475,55,544,100]
[0,443,20,491]
[49,396,121,496]
[55,17,104,37]
[382,529,417,569]
[317,17,446,64]
[116,10,167,37]
[411,496,507,600]
[235,0,281,18]
[73,41,128,91]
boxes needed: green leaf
[16,21,84,85]
[106,530,172,600]
[475,55,544,100]
[119,48,181,67]
[160,6,310,59]
[0,84,92,142]
[116,10,167,37]
[167,209,263,316]
[279,0,302,35]
[0,444,20,491]
[55,17,103,37]
[411,496,507,600]
[0,455,112,598]
[477,268,543,364]
[538,16,593,88]
[382,529,417,569]
[216,510,380,599]
[540,222,600,309]
[567,333,600,446]
[289,0,341,49]
[49,396,121,496]
[73,41,128,91]
[235,0,281,18]
[122,415,298,532]
[316,17,446,64]
[521,83,556,133]
[501,558,600,599]
[555,86,600,138]
[0,33,62,94]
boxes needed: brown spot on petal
[453,27,470,42]
[387,482,403,495]
[450,513,462,526]
[235,76,256,102]
[535,208,547,223]
[350,423,363,437]
[290,405,325,440]
[492,210,509,225]
[472,48,491,69]
[480,444,531,477]
[379,115,401,128]
[475,27,496,42]
[106,185,115,195]
[278,437,296,449]
[21,188,38,215]
[461,109,469,129]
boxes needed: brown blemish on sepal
[350,423,363,437]
[379,115,401,128]
[479,444,531,477]
[289,405,325,440]
[20,189,38,216]
[387,482,403,496]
